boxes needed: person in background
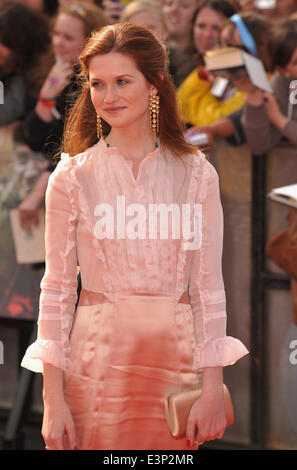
[0,2,51,127]
[18,1,108,232]
[237,0,297,18]
[177,0,243,128]
[259,0,297,20]
[184,10,272,146]
[162,0,198,54]
[121,0,167,40]
[241,16,297,154]
[101,0,124,23]
[120,0,196,87]
[13,0,58,16]
[237,0,258,12]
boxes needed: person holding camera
[177,0,245,129]
[184,10,272,148]
[241,16,297,154]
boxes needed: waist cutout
[78,289,190,306]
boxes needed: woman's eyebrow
[90,74,134,80]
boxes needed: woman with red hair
[21,22,248,450]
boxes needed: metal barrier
[207,140,297,450]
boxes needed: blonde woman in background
[120,0,197,87]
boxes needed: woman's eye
[91,81,103,88]
[117,79,128,85]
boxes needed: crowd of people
[0,0,296,230]
[0,0,296,232]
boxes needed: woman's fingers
[65,419,77,450]
[215,428,225,440]
[19,209,39,232]
[19,210,32,232]
[186,416,196,445]
[197,424,225,443]
[43,434,63,450]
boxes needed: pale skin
[126,10,168,42]
[162,0,197,52]
[42,51,227,450]
[193,7,227,56]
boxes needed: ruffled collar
[97,137,159,164]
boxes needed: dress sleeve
[189,160,249,370]
[21,157,78,373]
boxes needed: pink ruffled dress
[21,139,248,450]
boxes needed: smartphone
[185,132,208,146]
[210,76,229,98]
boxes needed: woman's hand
[36,61,73,121]
[18,193,42,232]
[263,92,289,130]
[18,200,40,233]
[186,366,226,449]
[229,70,263,105]
[39,60,73,101]
[186,385,226,448]
[18,171,50,232]
[42,399,77,450]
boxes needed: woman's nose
[168,0,178,13]
[104,86,118,103]
[52,35,62,48]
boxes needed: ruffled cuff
[21,339,71,373]
[193,336,249,370]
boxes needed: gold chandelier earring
[149,94,160,148]
[96,113,103,140]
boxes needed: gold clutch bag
[164,384,234,439]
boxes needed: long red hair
[62,22,196,158]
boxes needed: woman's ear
[150,85,158,96]
[159,72,165,81]
[149,73,164,96]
